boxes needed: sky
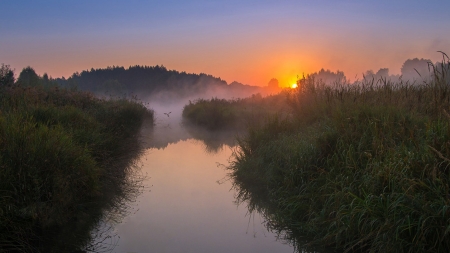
[1,0,450,87]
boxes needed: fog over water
[104,97,295,252]
[140,95,241,151]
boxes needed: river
[102,103,295,253]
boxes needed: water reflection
[80,138,148,252]
[139,102,241,153]
[78,100,342,253]
[111,139,293,253]
[231,186,335,253]
[185,122,240,154]
[87,105,296,252]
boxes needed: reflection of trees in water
[83,159,147,252]
[39,131,149,252]
[138,111,192,150]
[31,138,145,252]
[138,114,240,153]
[184,121,240,154]
[230,172,333,253]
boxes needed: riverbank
[182,93,290,130]
[228,58,450,252]
[0,71,153,252]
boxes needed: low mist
[140,91,244,152]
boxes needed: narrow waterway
[109,104,295,252]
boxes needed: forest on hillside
[56,65,264,100]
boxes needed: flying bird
[163,112,172,117]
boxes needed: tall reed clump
[229,53,450,252]
[182,93,290,130]
[183,98,238,130]
[0,84,153,252]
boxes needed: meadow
[0,66,153,252]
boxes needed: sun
[290,83,298,89]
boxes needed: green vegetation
[0,66,153,252]
[182,93,290,130]
[228,55,450,252]
[58,65,230,98]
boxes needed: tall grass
[182,93,290,130]
[0,85,153,252]
[229,54,450,252]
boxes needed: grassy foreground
[228,57,450,252]
[0,75,153,252]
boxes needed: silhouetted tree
[268,78,279,88]
[376,68,389,77]
[309,69,347,85]
[401,58,431,81]
[17,66,40,87]
[0,64,15,86]
[42,73,49,84]
[363,68,401,82]
[40,73,59,88]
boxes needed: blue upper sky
[2,0,449,86]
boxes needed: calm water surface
[110,105,294,253]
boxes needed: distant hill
[56,65,265,100]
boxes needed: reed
[182,93,290,130]
[229,54,450,252]
[0,84,153,252]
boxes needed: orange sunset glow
[2,2,448,86]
